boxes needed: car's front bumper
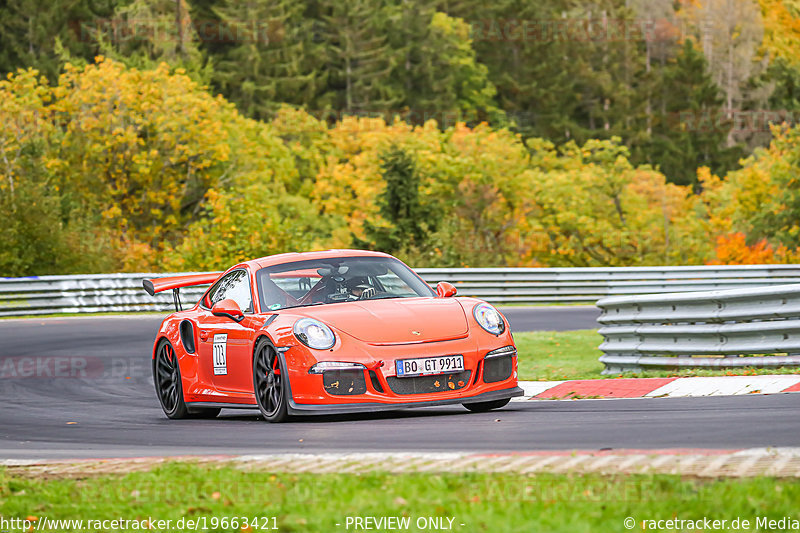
[286,385,524,415]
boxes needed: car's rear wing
[142,272,221,311]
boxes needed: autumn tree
[708,232,800,264]
[0,69,111,275]
[0,58,271,273]
[524,137,710,266]
[164,108,337,271]
[49,58,238,257]
[758,0,800,68]
[728,124,800,248]
[310,116,532,267]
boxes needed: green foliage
[764,57,800,112]
[0,0,108,81]
[0,180,113,276]
[94,0,211,82]
[451,0,653,146]
[632,39,744,187]
[359,147,431,254]
[386,8,501,124]
[450,0,580,140]
[211,1,500,126]
[317,0,400,113]
[212,0,320,120]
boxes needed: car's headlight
[473,303,505,335]
[308,361,366,374]
[293,318,336,350]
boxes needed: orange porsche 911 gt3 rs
[143,250,523,422]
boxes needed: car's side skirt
[186,402,257,410]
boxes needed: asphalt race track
[0,310,797,459]
[499,306,600,332]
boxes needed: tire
[462,398,510,413]
[253,338,290,423]
[153,339,190,419]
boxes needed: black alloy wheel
[154,339,220,419]
[253,338,289,423]
[154,339,189,419]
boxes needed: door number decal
[213,333,228,375]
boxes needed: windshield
[255,256,435,312]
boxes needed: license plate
[395,355,464,377]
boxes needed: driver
[344,276,375,299]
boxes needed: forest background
[3,0,800,275]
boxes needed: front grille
[323,370,367,396]
[386,370,472,395]
[483,355,513,383]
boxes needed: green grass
[515,330,607,380]
[514,330,800,381]
[1,463,799,532]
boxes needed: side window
[206,270,253,313]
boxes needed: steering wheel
[326,292,355,303]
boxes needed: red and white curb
[515,375,800,401]
[4,448,800,478]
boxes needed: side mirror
[436,281,457,298]
[211,298,245,322]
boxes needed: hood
[297,298,469,344]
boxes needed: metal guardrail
[597,284,800,373]
[1,264,800,317]
[415,265,800,303]
[0,272,214,317]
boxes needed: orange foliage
[709,232,800,264]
